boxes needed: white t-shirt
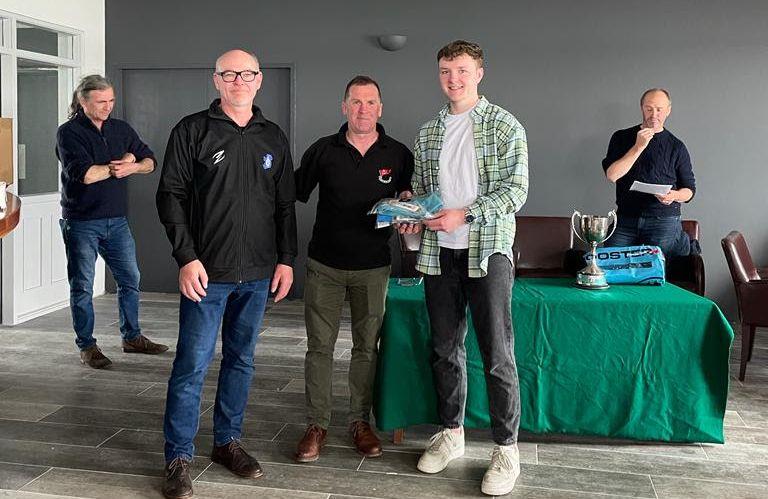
[437,108,478,249]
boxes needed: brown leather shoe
[80,345,112,369]
[122,334,169,354]
[210,440,263,478]
[295,424,327,463]
[350,420,382,458]
[162,457,193,499]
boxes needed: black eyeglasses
[215,70,260,82]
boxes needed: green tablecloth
[374,277,733,443]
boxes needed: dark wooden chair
[721,231,768,381]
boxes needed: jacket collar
[207,98,267,127]
[75,109,111,133]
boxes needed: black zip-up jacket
[156,100,297,283]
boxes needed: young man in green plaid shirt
[400,40,528,496]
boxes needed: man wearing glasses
[157,49,297,499]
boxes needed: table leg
[393,428,405,444]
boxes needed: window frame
[0,10,82,198]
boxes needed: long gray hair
[68,74,113,119]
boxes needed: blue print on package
[586,245,666,285]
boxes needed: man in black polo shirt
[294,76,413,462]
[603,88,697,258]
[56,74,167,369]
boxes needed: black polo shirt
[296,123,414,270]
[56,110,155,220]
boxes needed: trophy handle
[603,210,618,244]
[571,210,586,243]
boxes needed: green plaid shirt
[412,96,529,277]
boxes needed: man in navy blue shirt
[602,88,697,258]
[56,74,168,369]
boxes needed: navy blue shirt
[602,125,696,217]
[56,110,155,220]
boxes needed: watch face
[465,213,475,223]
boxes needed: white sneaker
[481,444,520,496]
[416,428,465,474]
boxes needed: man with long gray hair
[56,74,168,369]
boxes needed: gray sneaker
[481,444,520,496]
[80,344,112,369]
[416,428,465,474]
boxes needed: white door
[0,19,90,325]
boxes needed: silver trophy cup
[571,210,617,289]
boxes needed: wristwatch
[464,209,475,224]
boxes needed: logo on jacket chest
[212,150,226,165]
[378,167,392,184]
[262,153,273,170]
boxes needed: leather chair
[721,231,768,381]
[666,220,705,296]
[512,216,578,277]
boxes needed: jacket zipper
[238,128,246,284]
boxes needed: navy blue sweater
[56,111,155,220]
[602,125,696,217]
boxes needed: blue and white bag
[586,245,666,285]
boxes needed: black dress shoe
[162,457,193,499]
[211,440,263,478]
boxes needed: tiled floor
[0,293,766,498]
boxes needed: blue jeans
[606,215,691,259]
[60,217,142,351]
[163,278,270,462]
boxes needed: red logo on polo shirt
[378,167,392,184]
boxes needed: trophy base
[575,272,610,290]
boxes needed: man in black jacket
[57,74,168,369]
[156,49,297,499]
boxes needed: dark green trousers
[303,258,390,428]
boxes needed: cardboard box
[0,118,13,185]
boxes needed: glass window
[17,22,73,59]
[17,58,72,195]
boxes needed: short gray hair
[69,74,112,119]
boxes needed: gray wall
[106,0,768,317]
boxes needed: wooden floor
[0,293,766,498]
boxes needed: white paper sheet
[629,181,672,196]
